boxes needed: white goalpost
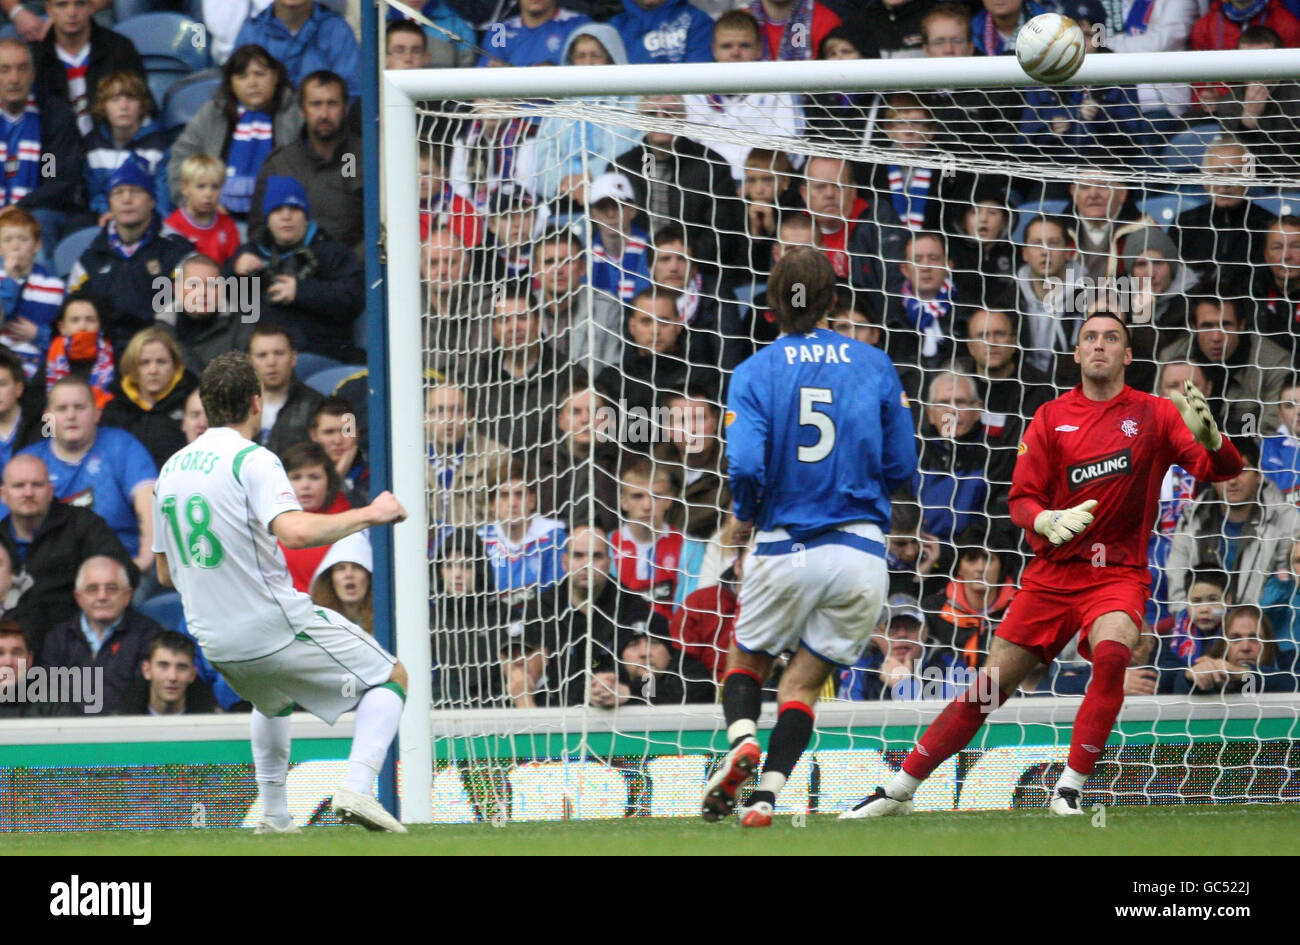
[384,49,1300,825]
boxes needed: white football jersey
[152,426,314,663]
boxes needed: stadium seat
[113,12,211,74]
[146,69,189,109]
[732,281,766,306]
[1140,192,1208,228]
[1160,122,1224,173]
[0,23,17,42]
[1252,193,1300,218]
[137,591,185,633]
[294,352,344,383]
[1011,198,1070,244]
[161,68,221,132]
[307,365,366,397]
[52,226,101,278]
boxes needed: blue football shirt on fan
[726,327,917,540]
[476,8,590,66]
[20,428,157,556]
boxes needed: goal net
[384,52,1300,823]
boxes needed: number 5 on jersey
[160,494,225,568]
[798,387,835,463]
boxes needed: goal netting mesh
[410,78,1300,821]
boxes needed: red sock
[902,671,1008,780]
[1068,640,1131,775]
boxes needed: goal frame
[380,49,1300,824]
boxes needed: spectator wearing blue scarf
[0,39,84,273]
[67,156,193,355]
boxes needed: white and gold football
[1015,13,1087,85]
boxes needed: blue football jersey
[726,327,917,539]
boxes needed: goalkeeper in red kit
[842,312,1244,818]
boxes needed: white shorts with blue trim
[733,522,887,668]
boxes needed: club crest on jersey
[1068,448,1132,490]
[1120,417,1140,438]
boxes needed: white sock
[1056,767,1088,794]
[886,770,922,801]
[755,771,786,798]
[251,710,292,825]
[344,686,405,794]
[727,719,757,744]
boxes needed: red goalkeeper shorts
[995,560,1149,663]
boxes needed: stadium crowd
[0,0,1298,718]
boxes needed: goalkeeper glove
[1033,499,1099,546]
[1169,379,1223,451]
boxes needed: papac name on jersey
[783,342,853,365]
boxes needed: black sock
[752,702,815,804]
[722,672,762,746]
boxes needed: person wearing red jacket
[843,310,1244,819]
[1191,0,1300,50]
[669,554,743,681]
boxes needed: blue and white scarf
[748,0,814,62]
[0,100,42,207]
[902,276,953,359]
[222,107,274,215]
[106,215,160,259]
[888,165,932,231]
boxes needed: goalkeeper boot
[838,786,914,820]
[737,800,774,828]
[332,787,409,833]
[253,818,300,835]
[1049,787,1084,816]
[701,736,761,822]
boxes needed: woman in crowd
[168,44,302,216]
[310,530,374,635]
[99,327,198,469]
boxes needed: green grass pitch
[8,804,1299,855]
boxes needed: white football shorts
[211,606,397,723]
[733,521,887,667]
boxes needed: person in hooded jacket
[99,327,198,470]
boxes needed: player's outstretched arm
[1032,499,1099,546]
[272,491,408,549]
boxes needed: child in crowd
[737,147,796,279]
[419,143,483,247]
[279,441,352,592]
[1261,379,1300,505]
[611,458,684,619]
[0,206,65,380]
[477,462,566,609]
[83,71,171,220]
[482,188,544,281]
[1157,564,1232,685]
[928,546,1017,669]
[587,172,653,303]
[44,293,114,408]
[947,187,1017,310]
[310,530,374,635]
[165,155,242,265]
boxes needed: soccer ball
[1015,13,1087,85]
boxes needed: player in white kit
[153,352,409,834]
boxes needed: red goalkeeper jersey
[1010,385,1243,577]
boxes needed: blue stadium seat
[1011,198,1069,245]
[294,352,343,382]
[161,68,220,132]
[732,281,765,306]
[147,69,189,109]
[1140,192,1208,228]
[307,365,366,397]
[0,23,17,42]
[114,1,209,22]
[1161,122,1224,173]
[137,591,185,633]
[52,226,100,278]
[1252,193,1300,218]
[113,12,211,74]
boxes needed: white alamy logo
[49,876,151,926]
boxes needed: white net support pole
[383,76,434,825]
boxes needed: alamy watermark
[152,275,262,325]
[0,666,103,713]
[1042,275,1156,321]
